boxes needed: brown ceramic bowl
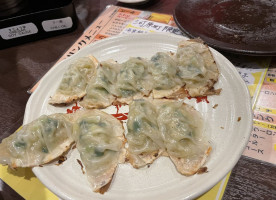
[174,0,276,56]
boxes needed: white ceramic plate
[24,33,252,200]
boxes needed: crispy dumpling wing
[72,109,125,193]
[80,60,120,109]
[0,114,73,168]
[175,39,220,97]
[49,56,98,104]
[156,101,211,175]
[126,100,163,168]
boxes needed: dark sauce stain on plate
[197,166,208,174]
[77,159,85,174]
[55,155,67,166]
[174,0,276,55]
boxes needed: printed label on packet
[42,17,73,32]
[0,23,38,40]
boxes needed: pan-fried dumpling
[0,114,73,168]
[49,56,98,104]
[80,60,120,109]
[149,52,182,99]
[116,57,153,104]
[126,100,163,168]
[175,39,220,97]
[72,110,125,193]
[126,99,211,174]
[49,39,220,109]
[156,101,211,175]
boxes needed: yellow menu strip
[266,78,276,83]
[0,165,58,200]
[148,13,172,24]
[253,120,276,131]
[197,172,231,200]
[255,105,276,115]
[251,68,268,110]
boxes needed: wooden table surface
[0,0,275,199]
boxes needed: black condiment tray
[0,0,78,49]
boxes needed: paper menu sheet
[243,62,276,164]
[226,54,276,165]
[225,54,270,104]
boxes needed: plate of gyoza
[0,33,252,200]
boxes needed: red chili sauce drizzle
[115,104,121,113]
[185,89,209,103]
[112,104,128,121]
[195,96,209,103]
[112,113,128,120]
[67,102,81,114]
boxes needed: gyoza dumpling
[49,56,98,104]
[175,39,220,97]
[126,100,164,168]
[116,57,153,104]
[149,52,183,99]
[0,114,73,168]
[156,101,211,175]
[72,109,125,193]
[80,60,120,109]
